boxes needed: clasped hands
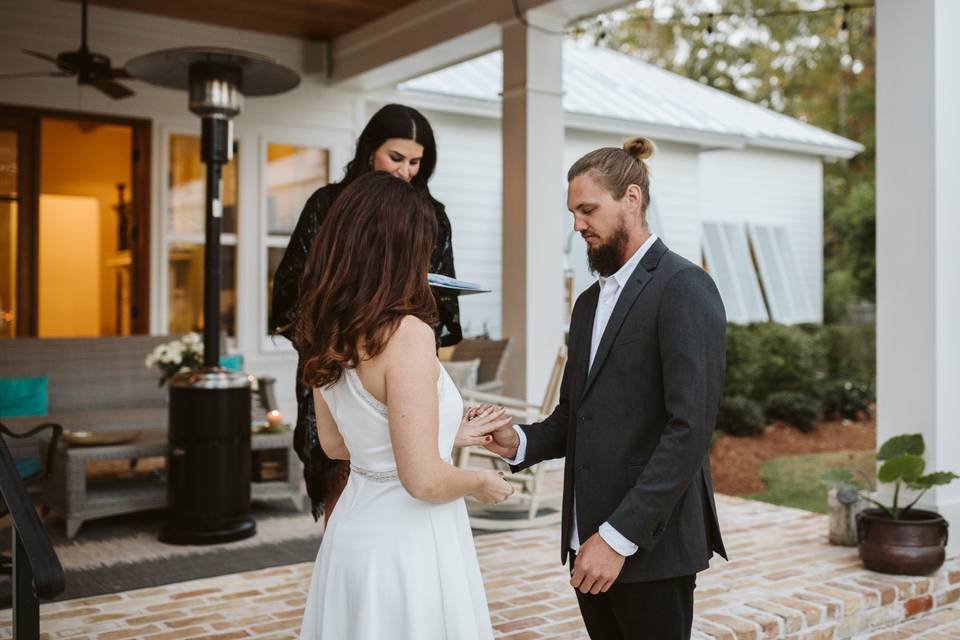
[457,404,625,592]
[455,404,516,505]
[458,403,520,458]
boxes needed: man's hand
[455,405,512,448]
[570,533,626,594]
[483,421,520,459]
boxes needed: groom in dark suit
[485,140,727,639]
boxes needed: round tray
[62,430,143,447]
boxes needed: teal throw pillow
[0,376,49,418]
[219,354,244,372]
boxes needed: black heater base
[161,369,257,546]
[159,519,256,546]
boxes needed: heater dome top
[126,47,300,97]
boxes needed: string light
[607,2,873,36]
[512,1,874,43]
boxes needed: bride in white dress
[294,172,514,639]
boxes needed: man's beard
[586,219,630,277]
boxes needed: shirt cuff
[599,521,639,556]
[500,425,527,465]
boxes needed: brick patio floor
[2,494,958,639]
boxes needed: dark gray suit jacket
[513,239,727,583]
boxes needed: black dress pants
[570,552,696,640]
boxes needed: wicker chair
[449,338,511,393]
[0,420,63,580]
[0,421,63,518]
[456,345,567,530]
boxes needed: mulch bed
[710,416,877,495]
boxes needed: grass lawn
[747,449,876,514]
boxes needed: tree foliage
[574,1,876,319]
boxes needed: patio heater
[126,48,299,544]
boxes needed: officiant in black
[271,104,462,524]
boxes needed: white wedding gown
[299,364,494,640]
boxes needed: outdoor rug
[0,500,322,605]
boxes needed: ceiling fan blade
[91,77,134,99]
[110,67,132,79]
[0,70,72,80]
[22,49,60,65]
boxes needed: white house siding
[414,109,504,338]
[564,130,702,299]
[699,148,824,322]
[1,0,367,420]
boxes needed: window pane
[724,222,769,323]
[646,193,664,240]
[168,243,237,337]
[169,134,239,235]
[0,200,16,337]
[748,223,815,324]
[266,246,285,336]
[0,130,16,198]
[703,221,768,324]
[266,143,328,236]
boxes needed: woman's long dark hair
[296,172,438,388]
[338,104,438,189]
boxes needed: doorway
[0,105,150,337]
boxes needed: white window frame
[257,128,353,354]
[159,124,241,348]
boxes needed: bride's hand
[471,470,514,505]
[455,404,512,448]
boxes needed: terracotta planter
[856,508,949,575]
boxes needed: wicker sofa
[0,336,173,461]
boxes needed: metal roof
[399,41,864,159]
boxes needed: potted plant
[823,433,957,575]
[144,333,205,386]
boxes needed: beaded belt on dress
[350,456,452,483]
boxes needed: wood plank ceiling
[71,0,421,40]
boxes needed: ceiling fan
[0,0,134,99]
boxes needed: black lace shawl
[270,183,462,520]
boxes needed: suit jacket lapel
[580,239,668,402]
[574,284,600,390]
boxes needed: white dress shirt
[504,234,659,557]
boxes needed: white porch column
[877,0,960,555]
[500,11,566,400]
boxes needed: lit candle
[266,410,283,427]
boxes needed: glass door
[0,114,37,337]
[0,107,150,338]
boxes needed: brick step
[692,558,960,640]
[855,603,960,639]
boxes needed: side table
[40,429,305,538]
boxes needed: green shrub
[820,379,874,420]
[726,323,826,402]
[725,322,874,415]
[764,391,821,432]
[724,324,765,399]
[822,323,875,383]
[824,271,858,324]
[716,396,767,437]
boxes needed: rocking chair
[457,345,567,530]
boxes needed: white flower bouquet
[145,333,205,386]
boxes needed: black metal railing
[0,435,64,639]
